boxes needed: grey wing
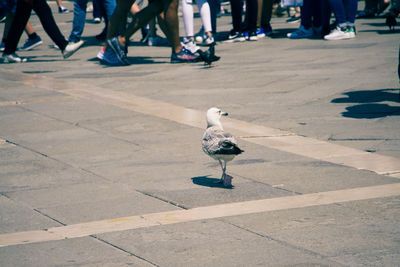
[202,128,243,155]
[202,129,222,154]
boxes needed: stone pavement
[0,1,400,266]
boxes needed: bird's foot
[223,174,233,187]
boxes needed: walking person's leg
[69,0,88,42]
[32,0,70,51]
[3,0,31,57]
[324,0,355,39]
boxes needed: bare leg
[24,21,35,35]
[160,0,181,53]
[131,2,140,14]
[120,0,182,53]
[106,0,136,40]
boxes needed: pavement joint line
[0,183,399,248]
[136,190,189,210]
[223,221,345,266]
[3,70,398,178]
[91,235,160,267]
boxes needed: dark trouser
[391,0,400,13]
[4,0,68,54]
[365,0,378,11]
[301,0,321,29]
[93,0,104,18]
[321,0,331,33]
[257,0,273,29]
[208,0,220,34]
[231,0,257,32]
[246,0,258,31]
[229,0,243,31]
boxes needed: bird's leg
[222,161,227,179]
[218,159,225,183]
[222,161,233,187]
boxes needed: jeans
[68,0,116,42]
[327,0,357,26]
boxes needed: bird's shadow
[191,175,234,189]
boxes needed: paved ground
[0,1,400,266]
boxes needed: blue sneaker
[171,47,200,63]
[0,42,5,52]
[101,48,123,66]
[287,25,313,39]
[243,31,258,41]
[107,37,129,65]
[256,27,266,38]
[19,36,43,51]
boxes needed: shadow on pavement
[359,29,400,34]
[191,176,234,189]
[332,89,400,119]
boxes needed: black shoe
[227,30,245,42]
[58,6,69,13]
[246,31,258,41]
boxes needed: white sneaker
[324,27,354,40]
[287,25,313,39]
[182,38,200,54]
[62,40,84,59]
[97,46,105,60]
[1,53,27,63]
[203,35,214,45]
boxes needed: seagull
[202,107,244,187]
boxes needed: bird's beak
[221,112,228,116]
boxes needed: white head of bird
[206,107,228,130]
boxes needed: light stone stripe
[0,183,399,248]
[2,71,398,177]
